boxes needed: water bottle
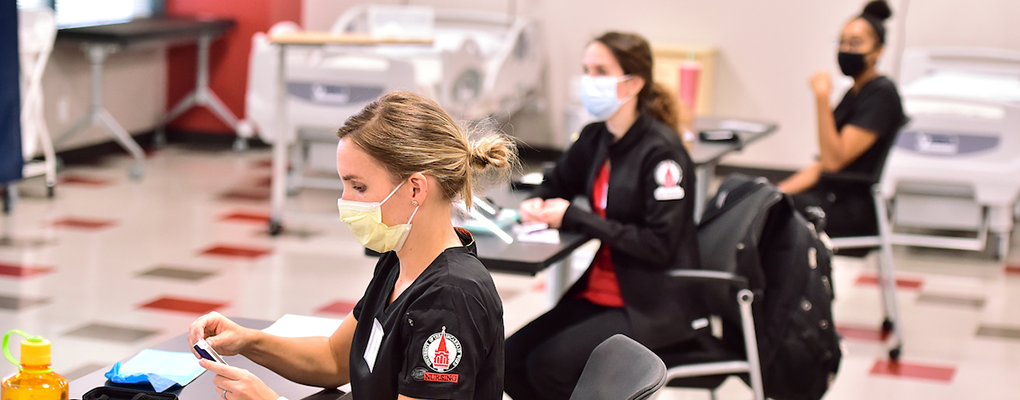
[1,330,68,400]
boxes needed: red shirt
[578,160,625,307]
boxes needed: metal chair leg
[873,188,903,360]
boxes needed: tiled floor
[1,145,1018,398]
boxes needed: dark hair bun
[862,0,892,21]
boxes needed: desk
[690,117,778,222]
[68,318,344,400]
[477,229,591,306]
[56,17,236,179]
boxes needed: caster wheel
[881,318,894,333]
[991,233,1008,261]
[46,184,55,198]
[232,137,249,152]
[1,186,10,215]
[888,346,901,361]
[235,120,255,152]
[2,185,17,214]
[269,220,283,236]
[153,129,167,149]
[129,164,144,181]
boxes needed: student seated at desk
[778,0,906,238]
[188,91,517,400]
[504,31,704,400]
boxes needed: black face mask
[838,51,867,77]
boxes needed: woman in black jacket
[504,31,704,400]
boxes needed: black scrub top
[349,229,504,400]
[832,75,906,180]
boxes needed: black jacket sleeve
[560,146,695,270]
[531,125,599,201]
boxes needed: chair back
[569,334,666,400]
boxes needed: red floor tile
[251,160,290,170]
[139,296,227,314]
[1006,265,1020,276]
[0,262,53,278]
[50,217,117,230]
[256,176,272,188]
[836,324,890,342]
[316,300,357,316]
[869,360,956,382]
[198,244,272,259]
[220,211,271,224]
[219,189,270,202]
[59,175,113,187]
[854,273,923,290]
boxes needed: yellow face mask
[337,181,419,253]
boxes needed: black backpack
[698,174,842,400]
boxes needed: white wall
[304,0,1020,170]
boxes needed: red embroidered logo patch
[422,326,463,373]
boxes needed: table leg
[54,110,92,145]
[159,33,243,149]
[269,44,289,236]
[97,109,145,180]
[56,44,145,180]
[195,34,240,131]
[545,260,569,308]
[694,162,715,223]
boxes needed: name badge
[363,318,385,373]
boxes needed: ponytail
[645,82,681,133]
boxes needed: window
[17,0,165,28]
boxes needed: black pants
[792,183,877,238]
[504,297,633,400]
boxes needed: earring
[412,200,419,207]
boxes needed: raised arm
[811,72,879,172]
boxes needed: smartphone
[193,338,229,365]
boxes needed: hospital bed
[241,5,545,234]
[879,47,1020,259]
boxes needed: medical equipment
[244,5,544,140]
[880,47,1020,259]
[243,6,545,234]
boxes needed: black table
[57,17,235,47]
[68,318,345,400]
[55,16,237,180]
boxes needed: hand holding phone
[194,338,229,366]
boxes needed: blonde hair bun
[470,134,517,171]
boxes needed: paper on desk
[514,221,563,243]
[262,314,345,337]
[104,349,205,392]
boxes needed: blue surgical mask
[580,75,634,119]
